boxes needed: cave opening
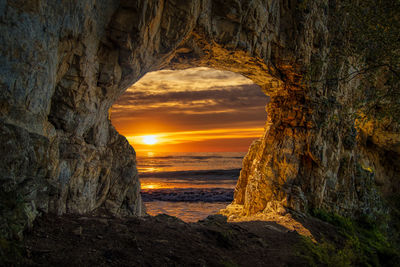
[5,3,399,265]
[110,67,269,222]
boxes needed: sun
[142,135,158,145]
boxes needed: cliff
[0,0,398,241]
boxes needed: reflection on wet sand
[145,201,229,222]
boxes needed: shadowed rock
[0,0,397,241]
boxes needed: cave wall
[0,0,396,238]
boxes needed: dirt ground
[20,212,339,267]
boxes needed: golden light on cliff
[142,135,158,145]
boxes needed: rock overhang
[0,0,395,240]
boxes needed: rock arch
[0,0,386,237]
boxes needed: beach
[137,152,244,221]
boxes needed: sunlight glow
[125,127,265,152]
[128,127,263,145]
[142,184,157,189]
[142,135,158,145]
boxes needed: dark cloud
[113,84,268,116]
[115,84,265,104]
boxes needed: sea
[137,152,245,222]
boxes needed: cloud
[112,84,268,117]
[110,67,268,151]
[115,84,264,103]
[137,67,252,86]
[127,67,256,94]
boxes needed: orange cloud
[110,68,268,152]
[129,127,264,144]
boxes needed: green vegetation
[0,190,31,265]
[220,259,240,267]
[387,194,400,247]
[299,236,354,267]
[0,238,24,265]
[342,0,400,123]
[298,210,400,266]
[299,1,400,261]
[303,0,400,124]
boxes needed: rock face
[0,0,397,238]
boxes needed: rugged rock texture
[1,0,398,239]
[0,0,143,239]
[357,120,400,198]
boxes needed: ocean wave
[141,188,234,202]
[138,163,173,167]
[137,155,243,161]
[139,168,240,180]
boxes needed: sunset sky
[110,67,268,152]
